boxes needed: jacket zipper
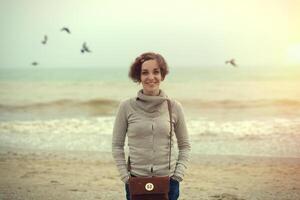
[151,123,154,174]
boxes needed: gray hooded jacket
[112,90,191,183]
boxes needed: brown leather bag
[128,99,173,200]
[128,176,170,200]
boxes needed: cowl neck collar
[135,89,168,113]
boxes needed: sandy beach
[1,149,299,200]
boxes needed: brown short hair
[128,52,169,82]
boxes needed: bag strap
[166,99,172,170]
[127,99,173,172]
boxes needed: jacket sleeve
[172,101,191,182]
[112,101,130,183]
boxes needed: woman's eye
[142,71,148,75]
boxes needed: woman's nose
[148,73,154,79]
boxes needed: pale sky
[1,0,300,69]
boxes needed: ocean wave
[182,99,300,109]
[0,117,299,157]
[1,98,299,110]
[1,117,299,137]
[0,99,119,120]
[1,98,300,121]
[187,118,300,136]
[0,98,118,109]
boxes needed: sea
[0,67,299,158]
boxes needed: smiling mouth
[146,83,156,86]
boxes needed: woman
[112,52,191,200]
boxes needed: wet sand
[0,149,299,200]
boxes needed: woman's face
[140,59,162,96]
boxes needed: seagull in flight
[41,35,48,45]
[31,62,38,66]
[81,42,91,53]
[225,59,238,67]
[61,27,71,34]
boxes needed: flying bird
[41,35,48,45]
[225,59,238,67]
[61,27,71,34]
[81,42,92,53]
[31,62,38,66]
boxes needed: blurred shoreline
[1,115,300,158]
